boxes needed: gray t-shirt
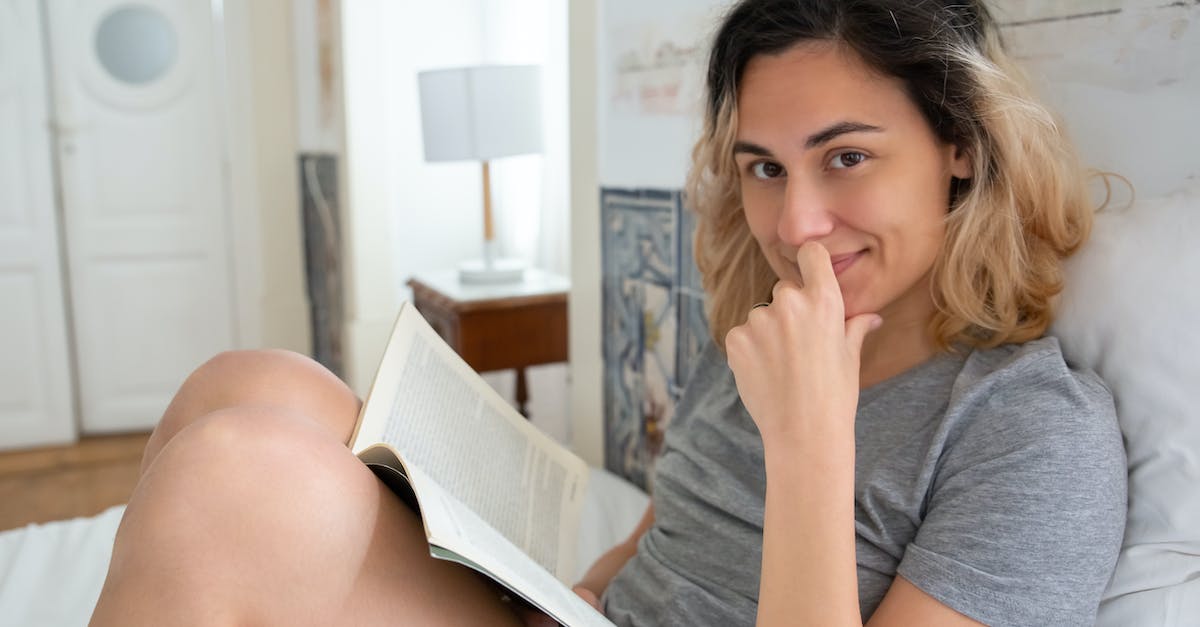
[602,336,1126,626]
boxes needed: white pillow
[1050,184,1200,626]
[575,466,650,582]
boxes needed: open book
[348,301,615,626]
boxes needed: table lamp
[417,64,543,284]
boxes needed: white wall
[996,2,1200,198]
[596,0,725,189]
[291,0,344,154]
[236,0,311,353]
[340,0,400,393]
[568,0,604,465]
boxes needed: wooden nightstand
[406,268,570,418]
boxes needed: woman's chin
[840,291,866,319]
[842,295,882,322]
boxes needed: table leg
[516,367,529,418]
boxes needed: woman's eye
[829,151,867,170]
[751,161,785,179]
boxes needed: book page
[408,464,615,627]
[351,302,588,581]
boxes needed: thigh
[350,476,529,626]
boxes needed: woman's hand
[724,242,881,451]
[572,586,601,609]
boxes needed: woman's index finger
[795,241,836,291]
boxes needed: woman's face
[734,42,971,323]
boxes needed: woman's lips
[830,250,866,276]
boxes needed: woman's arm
[520,504,654,625]
[575,504,654,599]
[725,244,874,625]
[758,437,860,625]
[733,245,985,627]
[759,444,986,627]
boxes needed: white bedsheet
[0,505,125,627]
[0,466,650,627]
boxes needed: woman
[593,0,1128,623]
[91,0,1125,625]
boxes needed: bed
[1,187,1197,626]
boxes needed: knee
[108,408,385,621]
[183,348,330,405]
[156,405,370,492]
[162,349,307,420]
[131,407,380,554]
[148,349,359,465]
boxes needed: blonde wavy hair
[690,0,1100,352]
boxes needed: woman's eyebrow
[732,141,773,157]
[805,121,884,148]
[733,121,884,158]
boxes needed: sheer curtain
[483,0,570,277]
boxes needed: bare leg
[91,350,524,626]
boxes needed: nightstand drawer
[455,301,568,373]
[406,270,570,419]
[406,273,568,374]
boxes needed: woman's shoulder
[902,338,1126,627]
[957,336,1110,407]
[947,335,1121,454]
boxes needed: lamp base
[458,258,525,284]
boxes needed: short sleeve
[897,349,1127,626]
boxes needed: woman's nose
[777,178,835,245]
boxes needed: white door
[0,0,78,449]
[45,0,237,432]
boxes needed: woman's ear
[949,143,973,180]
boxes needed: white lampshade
[417,65,543,162]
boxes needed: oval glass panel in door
[94,5,177,85]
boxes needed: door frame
[219,0,264,349]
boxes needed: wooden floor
[0,432,151,532]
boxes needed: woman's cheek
[743,196,779,244]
